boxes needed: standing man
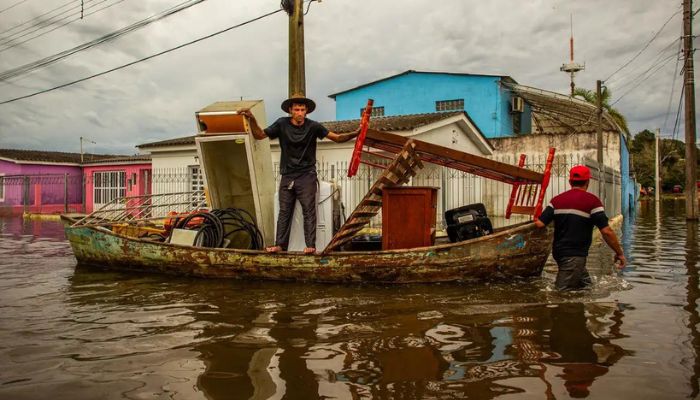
[240,93,359,254]
[535,165,627,290]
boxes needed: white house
[137,111,493,201]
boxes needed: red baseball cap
[569,165,591,181]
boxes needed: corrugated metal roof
[505,83,622,135]
[0,149,118,164]
[328,70,516,98]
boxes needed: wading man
[535,165,626,290]
[241,94,359,254]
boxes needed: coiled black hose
[172,208,263,250]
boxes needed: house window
[188,165,205,205]
[0,174,4,202]
[93,171,126,205]
[435,99,464,112]
[361,106,384,117]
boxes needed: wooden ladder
[323,140,424,253]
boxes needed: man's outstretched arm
[238,109,267,140]
[326,130,360,143]
[600,226,626,268]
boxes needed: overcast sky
[0,0,694,154]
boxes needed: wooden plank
[511,205,536,215]
[365,129,543,183]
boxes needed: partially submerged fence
[0,154,624,223]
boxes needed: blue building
[329,70,532,138]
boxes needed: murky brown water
[0,201,698,399]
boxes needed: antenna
[560,14,585,96]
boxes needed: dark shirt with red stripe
[538,188,609,260]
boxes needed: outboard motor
[444,203,493,243]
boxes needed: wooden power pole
[288,0,306,97]
[684,0,698,220]
[596,80,604,165]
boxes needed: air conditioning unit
[511,96,525,113]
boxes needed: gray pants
[276,172,317,249]
[554,256,592,291]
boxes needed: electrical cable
[671,83,685,142]
[171,208,263,249]
[173,211,225,248]
[0,0,74,37]
[663,36,683,132]
[0,6,284,105]
[211,208,264,250]
[610,51,679,106]
[0,0,130,53]
[0,0,107,49]
[0,0,205,81]
[0,0,31,15]
[604,7,681,83]
[607,36,680,89]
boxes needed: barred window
[360,106,384,117]
[93,171,126,206]
[435,99,464,112]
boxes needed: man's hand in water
[614,253,627,269]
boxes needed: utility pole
[596,80,604,165]
[288,0,305,97]
[656,128,661,203]
[683,0,698,220]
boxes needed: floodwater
[0,200,698,399]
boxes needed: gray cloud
[0,0,693,154]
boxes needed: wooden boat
[65,111,556,284]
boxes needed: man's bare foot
[303,247,316,255]
[266,246,282,253]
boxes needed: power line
[610,50,679,106]
[0,0,75,38]
[0,0,31,15]
[663,36,683,132]
[604,7,681,82]
[0,0,126,53]
[0,0,206,81]
[607,35,680,88]
[0,7,284,105]
[671,82,685,142]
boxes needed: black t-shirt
[538,188,609,259]
[264,117,329,176]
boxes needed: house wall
[333,72,531,138]
[620,134,636,215]
[489,131,622,168]
[82,163,152,213]
[0,160,83,214]
[147,148,199,195]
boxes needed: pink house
[82,155,152,213]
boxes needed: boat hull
[64,222,552,284]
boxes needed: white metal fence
[147,154,623,228]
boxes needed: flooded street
[0,200,698,399]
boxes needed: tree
[629,129,698,191]
[573,87,630,136]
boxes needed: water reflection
[62,267,632,399]
[5,203,700,398]
[684,220,699,398]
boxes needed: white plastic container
[274,180,335,251]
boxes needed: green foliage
[629,129,699,191]
[573,87,630,135]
